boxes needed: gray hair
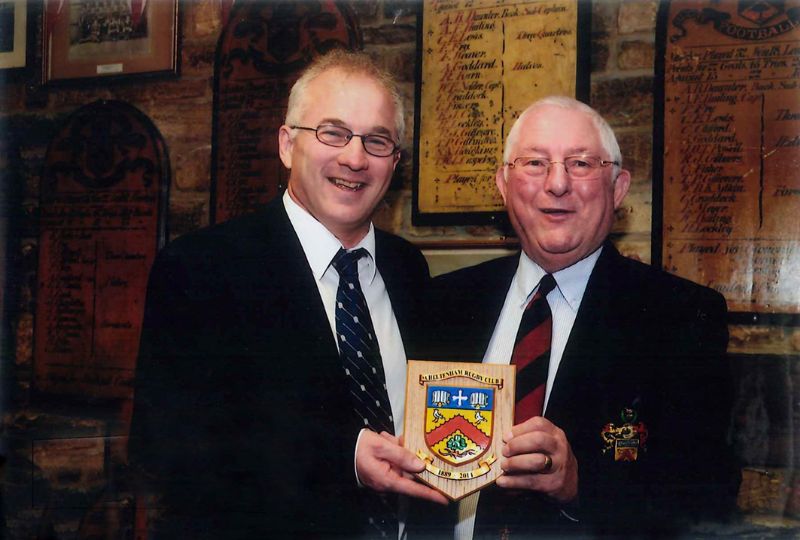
[503,96,622,178]
[284,49,405,143]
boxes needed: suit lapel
[545,244,622,424]
[375,235,410,347]
[448,254,519,362]
[239,198,340,360]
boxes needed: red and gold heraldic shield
[404,360,515,500]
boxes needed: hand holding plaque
[355,429,449,505]
[403,360,516,500]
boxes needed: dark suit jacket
[418,242,740,537]
[128,196,429,539]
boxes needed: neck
[286,184,369,249]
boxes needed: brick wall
[1,1,798,537]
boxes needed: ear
[495,166,508,204]
[612,169,631,209]
[278,125,294,169]
[391,149,401,171]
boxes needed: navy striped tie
[331,248,395,435]
[331,248,397,537]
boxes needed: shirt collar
[283,191,377,284]
[514,247,603,312]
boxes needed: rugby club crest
[404,360,515,501]
[425,386,494,465]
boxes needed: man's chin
[529,243,585,271]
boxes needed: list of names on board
[35,102,165,398]
[213,2,361,223]
[417,0,578,215]
[662,0,800,314]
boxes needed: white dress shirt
[283,192,409,538]
[283,191,407,436]
[455,248,602,540]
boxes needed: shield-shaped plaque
[405,360,515,500]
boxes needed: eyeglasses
[506,155,619,180]
[291,124,400,157]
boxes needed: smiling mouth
[541,208,572,215]
[329,177,365,191]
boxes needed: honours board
[414,0,589,224]
[657,0,800,319]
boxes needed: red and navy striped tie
[512,274,557,423]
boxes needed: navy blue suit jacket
[129,196,429,539]
[417,242,739,537]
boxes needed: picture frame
[0,0,28,70]
[42,0,178,84]
[652,0,800,326]
[412,0,591,226]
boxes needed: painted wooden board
[211,0,361,223]
[34,100,168,400]
[657,0,800,317]
[404,360,515,500]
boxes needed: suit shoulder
[375,228,428,269]
[375,228,421,254]
[613,253,726,313]
[159,209,279,263]
[434,254,517,289]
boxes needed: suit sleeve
[128,246,215,509]
[650,286,741,527]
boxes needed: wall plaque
[413,0,589,225]
[656,0,800,320]
[34,100,168,399]
[211,0,362,223]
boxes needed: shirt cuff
[559,496,580,522]
[354,428,368,487]
[559,508,580,522]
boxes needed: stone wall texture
[1,1,797,538]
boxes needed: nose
[544,161,571,196]
[337,137,369,170]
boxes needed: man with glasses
[130,50,446,539]
[416,96,739,537]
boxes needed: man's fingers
[501,452,554,475]
[391,476,449,505]
[374,438,426,473]
[379,431,398,444]
[503,430,556,458]
[506,416,553,439]
[496,473,547,491]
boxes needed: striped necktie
[331,248,397,538]
[512,273,557,422]
[331,248,394,434]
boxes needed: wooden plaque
[656,0,800,319]
[413,0,590,225]
[211,0,362,223]
[34,100,168,400]
[404,360,515,501]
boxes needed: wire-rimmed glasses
[291,124,399,157]
[506,155,618,179]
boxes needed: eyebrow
[521,146,593,156]
[319,117,394,137]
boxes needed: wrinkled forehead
[512,105,604,155]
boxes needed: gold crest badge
[601,407,649,462]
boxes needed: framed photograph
[42,0,178,84]
[0,0,27,69]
